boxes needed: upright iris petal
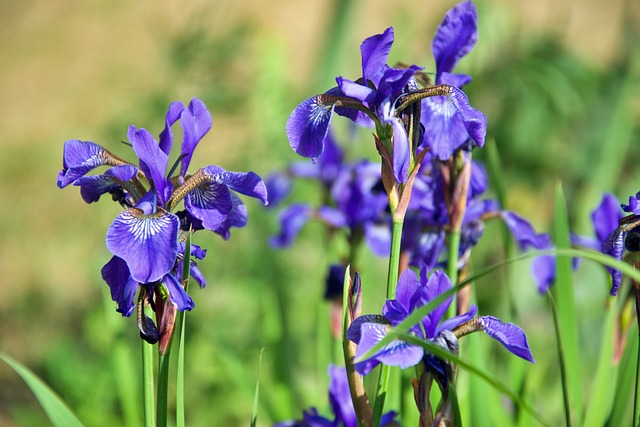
[106,207,179,283]
[180,98,212,176]
[158,101,185,155]
[432,0,478,80]
[360,26,394,86]
[128,126,172,206]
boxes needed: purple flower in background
[273,365,397,427]
[347,267,534,377]
[421,1,487,160]
[270,158,390,257]
[58,98,268,326]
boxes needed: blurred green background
[0,0,639,425]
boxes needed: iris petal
[180,98,212,176]
[57,140,108,188]
[101,256,139,317]
[269,204,312,248]
[602,228,625,295]
[480,315,535,363]
[354,322,424,375]
[128,126,172,205]
[106,208,179,283]
[432,0,478,80]
[360,26,394,86]
[286,96,335,159]
[185,181,232,231]
[202,165,269,205]
[158,101,185,155]
[163,273,194,312]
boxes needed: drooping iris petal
[532,255,556,294]
[158,101,185,155]
[74,164,138,203]
[480,316,535,363]
[180,98,213,176]
[347,314,389,343]
[101,256,139,316]
[432,0,478,80]
[106,207,179,283]
[354,322,424,375]
[327,365,357,427]
[128,126,172,205]
[360,26,394,86]
[185,182,232,231]
[269,204,312,248]
[287,96,335,159]
[163,273,194,312]
[214,193,248,240]
[202,165,269,205]
[592,193,623,243]
[602,228,625,295]
[502,211,551,251]
[421,87,486,160]
[57,140,109,188]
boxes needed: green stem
[634,328,640,427]
[157,353,170,427]
[176,233,191,427]
[372,219,404,426]
[142,340,155,427]
[547,290,572,427]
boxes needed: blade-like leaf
[0,352,84,427]
[583,296,619,426]
[250,349,264,427]
[553,183,582,425]
[393,333,551,427]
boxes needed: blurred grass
[0,0,639,425]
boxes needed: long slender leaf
[0,352,84,427]
[394,333,551,427]
[250,349,264,427]
[606,327,638,426]
[583,297,620,426]
[176,231,191,427]
[359,247,640,364]
[552,184,582,425]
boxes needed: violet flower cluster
[347,266,534,378]
[57,98,268,340]
[274,365,397,427]
[286,2,486,188]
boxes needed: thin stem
[176,233,192,427]
[156,353,170,427]
[634,333,640,427]
[372,219,404,426]
[141,340,155,427]
[547,290,572,427]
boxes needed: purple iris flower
[273,365,397,427]
[270,147,391,257]
[420,1,486,161]
[597,193,637,295]
[58,98,268,317]
[287,24,485,183]
[347,267,534,377]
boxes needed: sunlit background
[0,0,638,425]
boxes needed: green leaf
[0,352,84,427]
[583,297,619,426]
[552,183,581,425]
[393,333,551,427]
[250,349,264,427]
[176,231,192,427]
[606,327,638,426]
